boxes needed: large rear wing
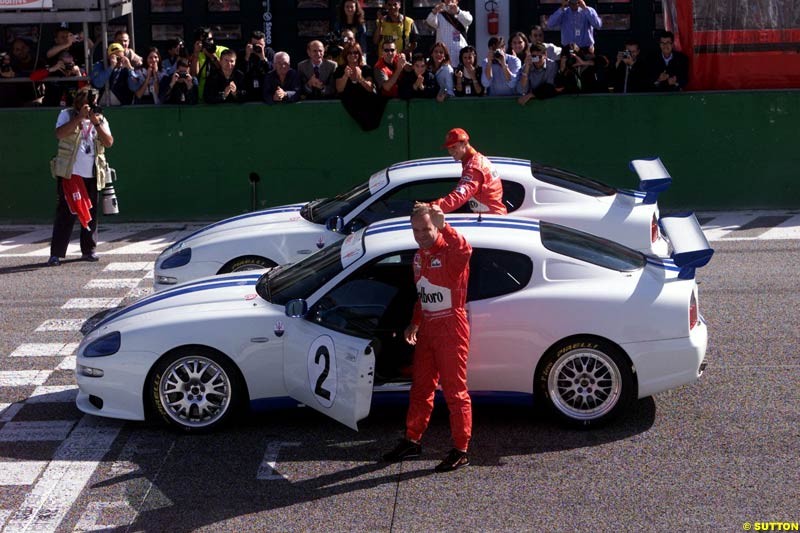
[659,213,714,280]
[631,157,672,205]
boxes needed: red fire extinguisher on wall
[486,1,499,35]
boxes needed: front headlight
[160,247,192,269]
[83,331,121,357]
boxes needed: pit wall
[1,90,797,222]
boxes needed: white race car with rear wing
[153,156,672,290]
[76,212,711,432]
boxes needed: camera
[621,50,631,59]
[0,52,11,73]
[178,71,189,79]
[493,50,503,59]
[86,89,102,114]
[324,31,345,60]
[253,44,263,54]
[63,61,75,70]
[202,37,216,54]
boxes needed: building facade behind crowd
[0,1,689,108]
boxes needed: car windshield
[299,180,374,224]
[532,164,616,197]
[256,239,348,305]
[540,221,645,271]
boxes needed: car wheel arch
[217,255,277,275]
[143,344,251,430]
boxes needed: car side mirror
[325,216,344,233]
[285,298,308,318]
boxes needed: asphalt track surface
[0,212,798,532]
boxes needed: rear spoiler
[659,213,714,280]
[631,157,672,205]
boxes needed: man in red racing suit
[434,127,507,215]
[382,202,473,472]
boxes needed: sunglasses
[383,48,396,53]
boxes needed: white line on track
[0,229,52,253]
[84,278,142,289]
[62,297,123,309]
[257,441,301,480]
[8,343,78,358]
[126,287,153,300]
[0,462,48,486]
[0,370,52,387]
[57,356,76,370]
[103,261,153,271]
[753,213,800,240]
[74,501,135,531]
[3,417,122,532]
[0,420,76,442]
[35,319,85,332]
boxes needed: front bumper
[153,261,224,291]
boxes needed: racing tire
[218,255,276,274]
[535,337,634,428]
[149,347,245,432]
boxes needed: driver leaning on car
[435,127,507,215]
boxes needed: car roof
[384,157,533,185]
[362,214,543,257]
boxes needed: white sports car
[76,212,711,432]
[153,156,673,291]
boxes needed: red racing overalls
[435,147,507,215]
[406,222,473,451]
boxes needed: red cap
[442,127,470,148]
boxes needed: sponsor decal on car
[274,320,285,337]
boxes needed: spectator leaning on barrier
[374,0,418,57]
[481,36,521,97]
[47,86,113,267]
[238,30,275,103]
[530,25,561,62]
[263,51,301,104]
[160,57,198,105]
[611,39,649,93]
[453,45,483,97]
[298,40,338,100]
[335,42,386,131]
[91,43,134,106]
[190,27,228,103]
[204,49,245,104]
[398,52,439,100]
[556,43,602,94]
[546,0,602,54]
[129,47,167,104]
[428,41,454,101]
[373,38,406,98]
[37,50,86,107]
[113,30,143,69]
[509,32,530,65]
[425,0,472,67]
[651,31,689,92]
[517,43,558,105]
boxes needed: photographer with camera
[238,30,275,103]
[611,40,648,93]
[161,58,198,105]
[517,43,558,105]
[90,43,134,106]
[481,36,520,97]
[426,0,472,65]
[190,27,228,103]
[36,50,86,107]
[334,1,368,57]
[555,43,602,94]
[546,0,602,54]
[47,28,92,68]
[163,38,186,76]
[373,0,418,57]
[47,86,113,266]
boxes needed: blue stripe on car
[94,274,262,329]
[389,157,530,172]
[617,189,647,199]
[169,205,305,248]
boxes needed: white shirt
[56,108,111,178]
[426,8,473,66]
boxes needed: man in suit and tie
[298,40,338,100]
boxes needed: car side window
[501,180,524,213]
[467,248,533,302]
[308,251,417,338]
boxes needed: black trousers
[49,175,99,258]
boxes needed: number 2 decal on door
[307,336,337,408]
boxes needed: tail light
[651,213,659,244]
[689,290,699,330]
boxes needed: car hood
[87,272,266,332]
[164,203,309,250]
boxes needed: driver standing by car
[382,202,473,472]
[434,127,507,215]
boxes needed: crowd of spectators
[0,0,690,113]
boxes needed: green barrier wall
[1,91,798,222]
